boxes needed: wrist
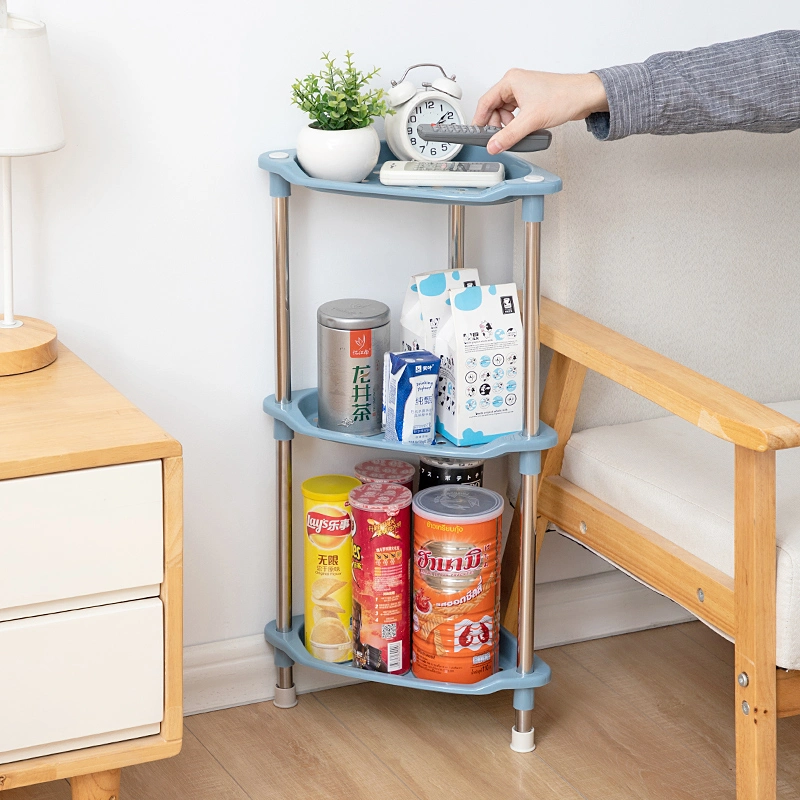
[579,72,608,117]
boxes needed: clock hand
[436,113,449,124]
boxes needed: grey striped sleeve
[585,30,800,140]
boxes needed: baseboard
[183,569,694,715]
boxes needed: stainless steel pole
[448,205,465,271]
[273,196,293,692]
[515,220,541,736]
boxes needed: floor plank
[315,682,583,800]
[2,780,70,800]
[186,693,419,800]
[477,632,736,799]
[676,620,736,666]
[120,729,249,800]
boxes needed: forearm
[587,30,800,140]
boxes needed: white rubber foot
[273,684,298,709]
[510,726,535,753]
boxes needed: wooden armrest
[539,296,800,451]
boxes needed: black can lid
[317,299,391,330]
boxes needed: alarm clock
[384,63,465,162]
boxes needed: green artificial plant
[291,51,392,131]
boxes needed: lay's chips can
[302,475,361,663]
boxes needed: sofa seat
[559,400,800,669]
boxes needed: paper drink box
[436,283,524,446]
[400,269,481,353]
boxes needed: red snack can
[412,486,503,684]
[354,458,415,492]
[349,481,413,674]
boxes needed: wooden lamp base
[0,316,58,376]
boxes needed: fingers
[487,111,540,155]
[473,74,517,126]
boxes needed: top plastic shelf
[259,142,561,206]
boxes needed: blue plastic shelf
[259,142,561,206]
[265,615,551,695]
[263,388,557,458]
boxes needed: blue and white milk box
[384,351,441,445]
[436,283,524,446]
[400,269,481,353]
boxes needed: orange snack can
[302,474,361,663]
[412,486,503,684]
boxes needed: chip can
[354,458,415,492]
[317,299,391,436]
[418,456,484,491]
[350,482,412,674]
[302,474,361,663]
[412,486,503,683]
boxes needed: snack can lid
[317,299,391,330]
[349,481,412,513]
[413,486,503,525]
[302,474,362,502]
[354,459,415,484]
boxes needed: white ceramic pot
[296,124,380,183]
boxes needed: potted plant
[292,51,391,182]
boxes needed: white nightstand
[0,345,183,800]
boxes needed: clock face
[405,97,462,160]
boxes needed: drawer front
[0,598,164,763]
[0,461,163,617]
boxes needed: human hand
[473,70,608,154]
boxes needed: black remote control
[417,124,552,153]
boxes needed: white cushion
[560,400,800,669]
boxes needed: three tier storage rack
[260,141,562,751]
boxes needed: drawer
[0,461,163,620]
[0,598,164,764]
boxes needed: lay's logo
[350,329,372,358]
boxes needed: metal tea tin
[418,455,485,491]
[317,299,391,436]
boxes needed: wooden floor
[9,622,800,800]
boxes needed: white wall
[5,1,797,665]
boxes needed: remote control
[379,160,505,188]
[417,124,552,153]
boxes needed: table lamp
[0,1,64,377]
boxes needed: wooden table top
[0,344,181,480]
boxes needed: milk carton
[435,283,523,446]
[384,351,440,445]
[400,269,481,353]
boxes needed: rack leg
[448,204,465,271]
[273,193,295,702]
[513,217,541,749]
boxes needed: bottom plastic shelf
[265,615,551,696]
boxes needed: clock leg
[70,769,121,800]
[448,204,465,271]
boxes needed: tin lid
[419,455,485,469]
[317,298,391,330]
[349,481,412,513]
[302,474,362,502]
[413,485,503,525]
[354,459,415,484]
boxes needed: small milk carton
[384,351,440,446]
[400,269,481,353]
[435,283,523,446]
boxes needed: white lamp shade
[0,15,64,156]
